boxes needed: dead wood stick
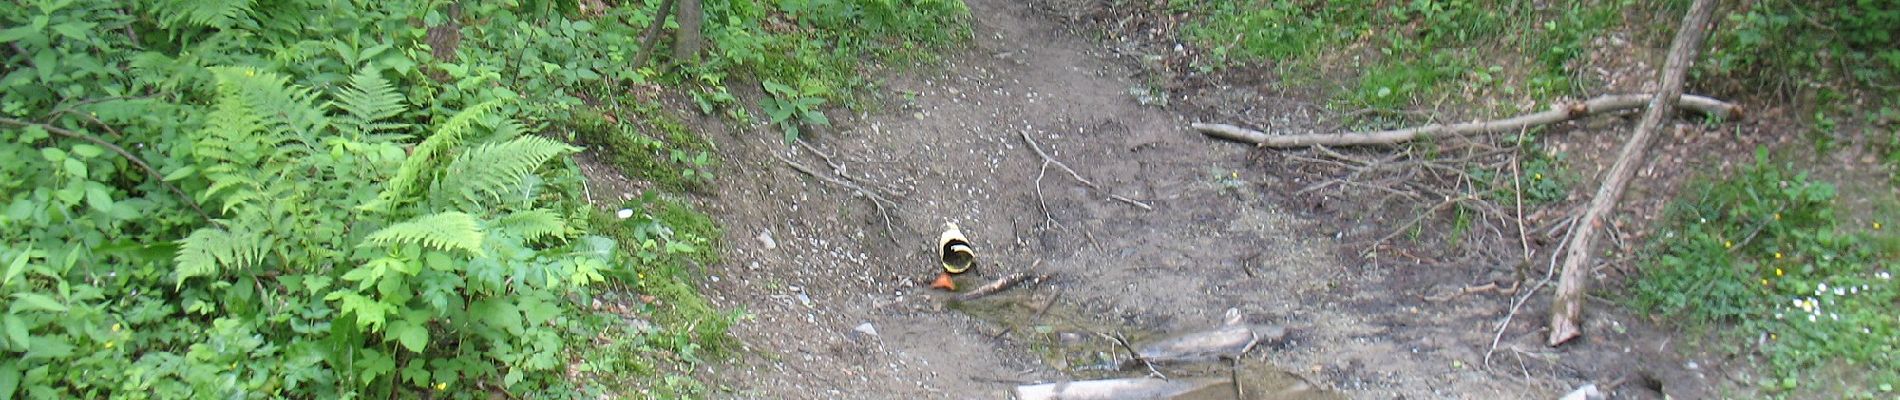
[0,117,210,222]
[629,0,678,69]
[1549,0,1720,347]
[954,272,1053,302]
[773,152,901,244]
[796,140,906,197]
[1194,94,1740,148]
[1019,131,1154,210]
[1101,331,1167,380]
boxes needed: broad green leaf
[69,144,103,158]
[519,297,558,326]
[0,360,19,400]
[359,349,395,382]
[61,158,85,178]
[387,319,429,353]
[472,299,523,335]
[84,184,113,213]
[8,293,66,313]
[1,315,25,350]
[161,166,196,181]
[2,250,27,286]
[49,21,94,40]
[38,148,64,162]
[0,15,42,42]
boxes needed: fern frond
[334,68,407,137]
[173,225,266,288]
[442,136,578,204]
[193,67,329,214]
[365,101,501,212]
[494,209,567,242]
[363,212,486,256]
[150,0,257,29]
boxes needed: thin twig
[1018,130,1153,210]
[796,140,906,197]
[953,273,1052,302]
[773,152,900,244]
[1102,331,1167,380]
[0,117,210,221]
[1484,214,1576,366]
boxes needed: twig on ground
[796,140,907,197]
[1366,195,1481,255]
[1102,331,1167,380]
[1485,214,1577,366]
[954,272,1053,302]
[1019,130,1153,211]
[773,152,900,244]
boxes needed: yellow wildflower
[104,341,114,349]
[1775,268,1783,277]
[1774,252,1783,259]
[435,382,448,391]
[1761,278,1769,286]
[111,323,121,333]
[1724,240,1733,249]
[1773,213,1781,221]
[1875,222,1883,230]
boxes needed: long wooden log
[1548,0,1721,346]
[1194,94,1739,147]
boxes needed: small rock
[853,322,878,337]
[1558,384,1602,400]
[797,293,813,308]
[757,230,777,250]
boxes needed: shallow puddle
[953,291,1343,400]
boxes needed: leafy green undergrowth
[572,107,718,193]
[1698,0,1900,99]
[0,0,880,397]
[560,193,738,398]
[1182,0,1620,116]
[1632,148,1898,398]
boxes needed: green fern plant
[159,67,608,395]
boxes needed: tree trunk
[671,0,703,64]
[1547,0,1721,346]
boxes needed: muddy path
[632,1,1717,398]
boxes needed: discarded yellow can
[932,222,976,291]
[939,222,976,274]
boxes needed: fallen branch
[629,0,678,69]
[1194,94,1740,148]
[1549,0,1719,347]
[953,272,1053,302]
[773,152,900,244]
[0,117,210,222]
[1019,130,1154,211]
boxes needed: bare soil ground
[570,0,1868,398]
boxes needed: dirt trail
[664,1,1694,398]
